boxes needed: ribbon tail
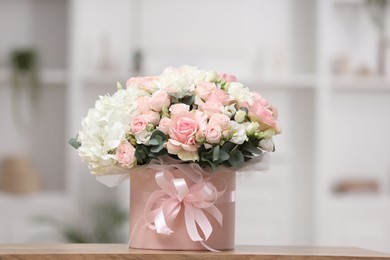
[193,207,213,240]
[155,207,174,235]
[200,241,221,252]
[204,205,223,226]
[184,202,203,241]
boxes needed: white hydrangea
[77,88,143,175]
[227,82,254,104]
[157,65,209,98]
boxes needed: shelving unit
[332,76,390,91]
[0,69,67,86]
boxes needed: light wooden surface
[0,244,389,260]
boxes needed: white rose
[227,82,254,104]
[228,121,247,144]
[222,104,237,118]
[135,129,152,144]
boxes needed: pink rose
[166,111,201,161]
[145,111,160,125]
[116,142,136,167]
[131,115,147,134]
[209,113,230,130]
[137,96,151,114]
[202,101,223,117]
[126,76,158,93]
[219,73,237,82]
[253,92,269,106]
[157,117,172,134]
[194,110,207,132]
[169,103,190,118]
[195,81,217,100]
[205,125,222,144]
[243,94,280,133]
[149,90,170,112]
[206,89,235,105]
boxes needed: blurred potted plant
[10,49,41,129]
[35,202,128,243]
[365,0,389,76]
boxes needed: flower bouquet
[70,65,280,251]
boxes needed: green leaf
[241,141,263,155]
[180,95,195,106]
[216,149,230,163]
[221,141,235,152]
[212,146,220,162]
[68,137,81,149]
[150,130,167,142]
[135,145,149,164]
[148,138,159,146]
[229,149,244,168]
[150,143,164,153]
[239,106,248,114]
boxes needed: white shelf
[332,0,364,5]
[0,69,67,86]
[242,74,316,90]
[332,76,390,91]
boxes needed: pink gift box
[129,167,236,251]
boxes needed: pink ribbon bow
[143,170,226,247]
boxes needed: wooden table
[0,244,389,259]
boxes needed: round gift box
[128,167,236,251]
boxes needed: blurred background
[1,0,390,253]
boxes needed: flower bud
[146,123,155,132]
[195,131,206,144]
[222,129,233,140]
[257,128,276,139]
[246,122,260,136]
[206,70,219,82]
[129,137,137,146]
[234,110,246,123]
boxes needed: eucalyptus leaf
[68,137,81,149]
[221,141,235,152]
[241,141,263,155]
[216,149,230,163]
[229,149,244,168]
[212,146,220,162]
[148,139,159,146]
[135,145,149,164]
[180,95,195,106]
[150,130,167,142]
[150,143,164,153]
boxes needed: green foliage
[199,143,232,170]
[179,95,195,106]
[135,145,149,164]
[228,148,244,168]
[136,130,168,165]
[68,136,81,149]
[34,202,128,243]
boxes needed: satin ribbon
[142,170,226,250]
